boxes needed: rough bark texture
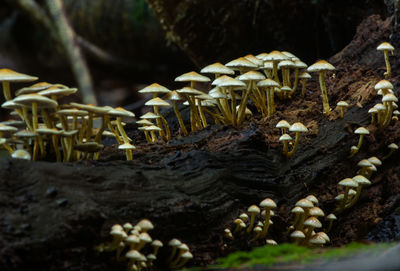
[1,14,400,271]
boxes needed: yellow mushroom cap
[354,127,369,135]
[327,213,337,220]
[296,198,314,208]
[248,205,260,214]
[309,207,325,217]
[239,213,248,221]
[279,134,292,142]
[374,79,393,90]
[152,240,163,248]
[294,60,308,69]
[304,217,322,228]
[290,230,305,239]
[368,156,382,166]
[382,93,398,103]
[309,234,326,245]
[263,50,288,61]
[259,198,277,209]
[299,72,312,79]
[256,52,269,60]
[200,62,234,75]
[377,42,394,51]
[140,112,160,120]
[168,238,182,247]
[138,83,171,94]
[180,251,193,260]
[266,239,278,245]
[11,149,31,160]
[281,51,299,61]
[118,143,136,150]
[16,82,52,96]
[126,250,143,260]
[276,120,291,129]
[244,54,264,66]
[238,71,265,81]
[358,159,373,168]
[139,232,152,243]
[307,60,335,72]
[291,206,304,213]
[278,60,295,69]
[352,175,371,186]
[337,101,349,107]
[13,94,58,109]
[175,71,210,82]
[144,125,162,132]
[338,178,358,188]
[38,87,77,98]
[317,232,330,242]
[0,69,38,82]
[145,97,170,107]
[176,86,204,96]
[306,195,319,205]
[0,124,18,133]
[225,57,257,70]
[257,78,280,88]
[137,219,154,232]
[215,76,246,88]
[289,122,308,133]
[388,143,399,149]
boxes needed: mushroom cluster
[223,198,278,246]
[97,219,192,270]
[277,120,308,157]
[0,69,136,161]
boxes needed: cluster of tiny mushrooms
[96,219,192,270]
[0,41,399,265]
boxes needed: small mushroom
[382,143,398,160]
[290,230,305,245]
[349,127,370,157]
[325,213,337,233]
[246,205,260,233]
[286,122,308,158]
[276,120,291,134]
[336,101,349,118]
[377,42,395,78]
[346,175,371,209]
[336,178,358,212]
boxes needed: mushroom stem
[2,81,11,100]
[382,102,393,128]
[247,213,256,234]
[337,187,351,212]
[300,79,307,97]
[196,100,208,128]
[356,134,365,150]
[292,68,300,94]
[260,210,271,237]
[286,132,301,158]
[237,84,252,124]
[382,149,395,160]
[340,107,345,118]
[229,87,237,127]
[172,101,188,136]
[326,220,334,233]
[383,50,391,78]
[272,61,281,86]
[345,185,363,209]
[319,71,331,114]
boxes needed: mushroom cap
[145,97,170,107]
[147,254,157,260]
[140,112,160,119]
[306,195,319,205]
[144,125,162,132]
[349,189,357,196]
[295,198,314,208]
[57,108,88,116]
[176,86,204,96]
[327,213,337,220]
[309,207,325,217]
[358,159,373,168]
[317,232,330,242]
[0,124,18,133]
[0,120,26,128]
[138,83,171,94]
[126,235,140,244]
[14,130,38,138]
[382,93,398,103]
[353,175,371,186]
[11,149,31,160]
[299,72,312,79]
[374,79,393,90]
[259,198,277,209]
[70,102,110,114]
[369,164,377,172]
[304,217,322,228]
[74,142,104,152]
[253,226,262,233]
[38,87,77,98]
[178,243,189,252]
[266,239,278,245]
[248,205,260,214]
[256,52,269,60]
[0,69,38,82]
[263,61,274,69]
[276,120,291,129]
[110,227,125,237]
[338,178,358,188]
[354,127,369,135]
[238,71,265,81]
[289,122,308,133]
[214,76,246,88]
[164,90,184,101]
[377,42,394,51]
[139,232,152,243]
[13,94,58,108]
[137,219,154,231]
[168,238,182,247]
[337,101,349,107]
[109,107,136,118]
[290,230,305,239]
[181,251,193,259]
[16,82,52,96]
[118,143,136,150]
[368,156,382,166]
[263,50,288,61]
[225,57,257,69]
[309,234,326,245]
[209,88,227,99]
[152,240,163,248]
[281,86,292,92]
[307,60,335,72]
[126,250,143,260]
[137,119,153,126]
[278,60,295,69]
[368,108,378,114]
[175,71,210,82]
[200,62,235,75]
[291,206,304,213]
[281,51,299,61]
[294,60,308,69]
[244,54,264,66]
[388,143,399,149]
[239,213,248,221]
[257,78,280,88]
[279,134,292,142]
[123,223,133,231]
[36,128,61,135]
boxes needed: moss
[208,242,395,269]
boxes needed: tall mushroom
[307,60,335,115]
[377,42,394,78]
[286,122,308,158]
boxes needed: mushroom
[307,60,335,114]
[383,143,398,160]
[11,149,31,160]
[137,219,154,233]
[237,71,266,121]
[368,107,378,124]
[299,72,312,97]
[164,90,188,136]
[306,195,319,206]
[286,122,308,158]
[337,178,358,212]
[349,127,370,157]
[303,216,322,243]
[377,42,395,78]
[295,198,314,230]
[290,230,305,245]
[250,226,263,242]
[346,175,371,209]
[276,120,291,134]
[291,60,308,95]
[246,205,260,233]
[381,93,398,128]
[200,62,235,79]
[173,251,193,269]
[309,233,326,247]
[261,51,288,86]
[167,239,182,263]
[290,206,304,230]
[259,198,276,237]
[170,243,189,267]
[225,57,257,74]
[257,78,279,116]
[336,101,349,118]
[279,134,292,156]
[325,213,337,233]
[144,97,171,140]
